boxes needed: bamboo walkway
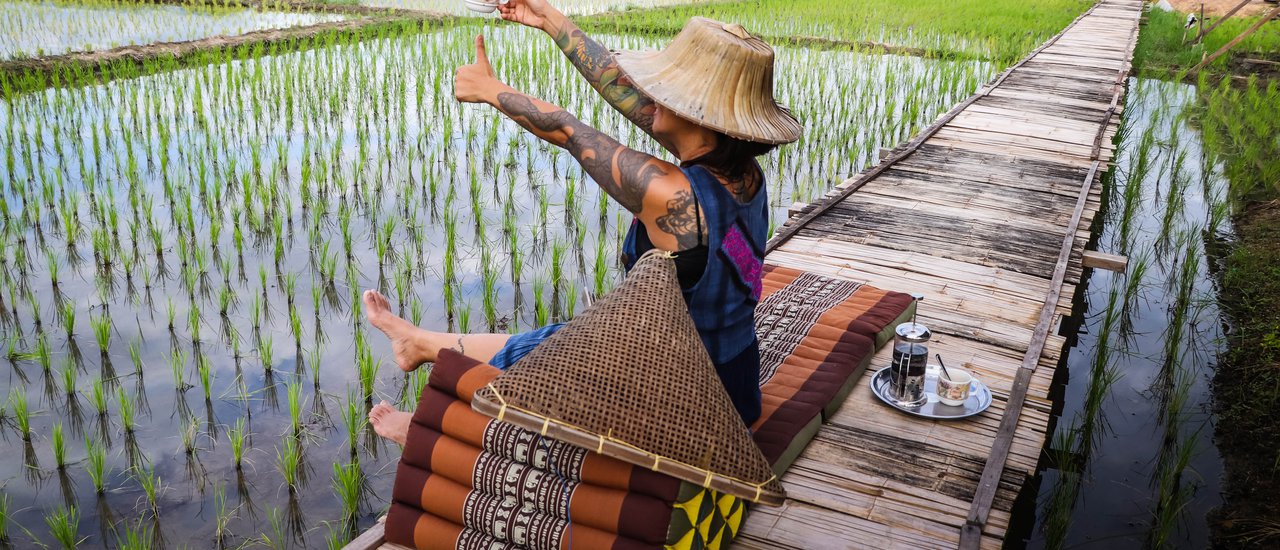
[741,0,1144,548]
[350,0,1145,549]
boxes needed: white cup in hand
[465,0,507,13]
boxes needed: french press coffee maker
[890,294,930,408]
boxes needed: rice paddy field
[1029,77,1235,549]
[358,0,694,17]
[0,0,347,59]
[577,0,1096,64]
[0,0,1276,548]
[0,1,998,546]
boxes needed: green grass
[1184,72,1280,548]
[1134,8,1280,74]
[579,0,1093,64]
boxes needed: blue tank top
[621,164,768,364]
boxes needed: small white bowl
[464,0,498,13]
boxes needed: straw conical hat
[471,250,785,505]
[615,17,803,145]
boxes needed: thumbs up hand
[455,35,501,104]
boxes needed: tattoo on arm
[654,190,705,250]
[552,24,655,133]
[495,91,666,214]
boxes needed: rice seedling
[89,376,108,416]
[128,340,143,374]
[85,438,108,494]
[227,415,249,470]
[213,481,235,547]
[1149,423,1200,548]
[533,278,550,327]
[181,418,199,455]
[277,435,302,491]
[333,461,363,522]
[410,297,424,327]
[356,343,379,400]
[170,350,188,391]
[118,386,135,434]
[218,285,233,318]
[198,355,214,402]
[10,387,31,441]
[250,294,263,331]
[482,250,499,331]
[342,389,363,456]
[0,492,9,543]
[1039,423,1083,549]
[114,520,151,550]
[290,306,303,348]
[188,302,202,344]
[165,298,176,331]
[44,506,81,550]
[259,336,274,373]
[60,300,76,337]
[457,304,472,334]
[52,422,67,470]
[287,377,304,435]
[61,359,78,400]
[261,506,290,550]
[33,334,51,373]
[134,464,161,515]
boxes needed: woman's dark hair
[685,133,778,183]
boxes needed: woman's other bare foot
[368,401,411,446]
[363,290,435,372]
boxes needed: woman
[367,0,801,444]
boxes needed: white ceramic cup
[464,0,501,13]
[936,369,973,406]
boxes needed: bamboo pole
[1191,6,1280,73]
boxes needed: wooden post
[1191,6,1280,73]
[1185,0,1254,45]
[1082,250,1128,272]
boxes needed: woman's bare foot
[363,290,436,372]
[368,401,411,446]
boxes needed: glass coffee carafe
[890,295,930,407]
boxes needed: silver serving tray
[869,364,992,419]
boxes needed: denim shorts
[489,323,565,370]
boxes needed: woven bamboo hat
[615,17,802,145]
[472,249,785,505]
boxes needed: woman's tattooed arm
[492,90,703,249]
[547,19,656,136]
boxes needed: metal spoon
[936,353,952,382]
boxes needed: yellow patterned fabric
[665,484,745,550]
